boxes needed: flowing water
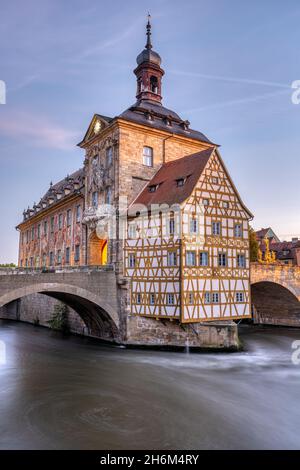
[0,319,300,450]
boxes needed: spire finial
[146,13,152,50]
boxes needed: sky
[0,0,299,263]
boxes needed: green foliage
[249,227,259,262]
[0,263,16,268]
[47,303,70,333]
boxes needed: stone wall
[0,293,87,335]
[126,315,239,349]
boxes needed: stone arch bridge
[0,264,300,340]
[250,263,300,327]
[0,266,122,341]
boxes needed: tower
[134,15,164,105]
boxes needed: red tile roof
[260,240,300,263]
[256,228,270,239]
[130,148,214,209]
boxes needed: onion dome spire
[146,13,152,50]
[134,14,164,104]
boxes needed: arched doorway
[251,281,300,327]
[88,232,107,266]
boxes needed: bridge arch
[251,280,300,327]
[0,282,120,341]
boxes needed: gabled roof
[130,148,214,209]
[256,227,280,242]
[78,114,113,146]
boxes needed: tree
[47,303,70,334]
[249,227,259,262]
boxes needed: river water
[0,319,300,450]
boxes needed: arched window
[143,146,153,167]
[150,76,158,93]
[137,77,142,94]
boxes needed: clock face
[94,120,101,134]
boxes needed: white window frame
[186,251,196,267]
[237,254,246,268]
[167,293,175,305]
[143,146,153,167]
[212,221,221,236]
[128,253,136,268]
[218,252,227,267]
[199,251,209,267]
[234,223,242,238]
[167,251,177,266]
[128,223,137,239]
[189,217,198,234]
[169,217,175,235]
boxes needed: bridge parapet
[0,265,114,276]
[250,262,300,300]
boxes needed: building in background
[256,228,300,266]
[256,227,280,244]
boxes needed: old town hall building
[17,18,253,338]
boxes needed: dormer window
[163,117,172,126]
[150,75,158,93]
[143,146,153,167]
[145,111,154,121]
[148,184,158,193]
[180,120,190,131]
[176,178,185,187]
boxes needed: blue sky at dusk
[0,0,299,263]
